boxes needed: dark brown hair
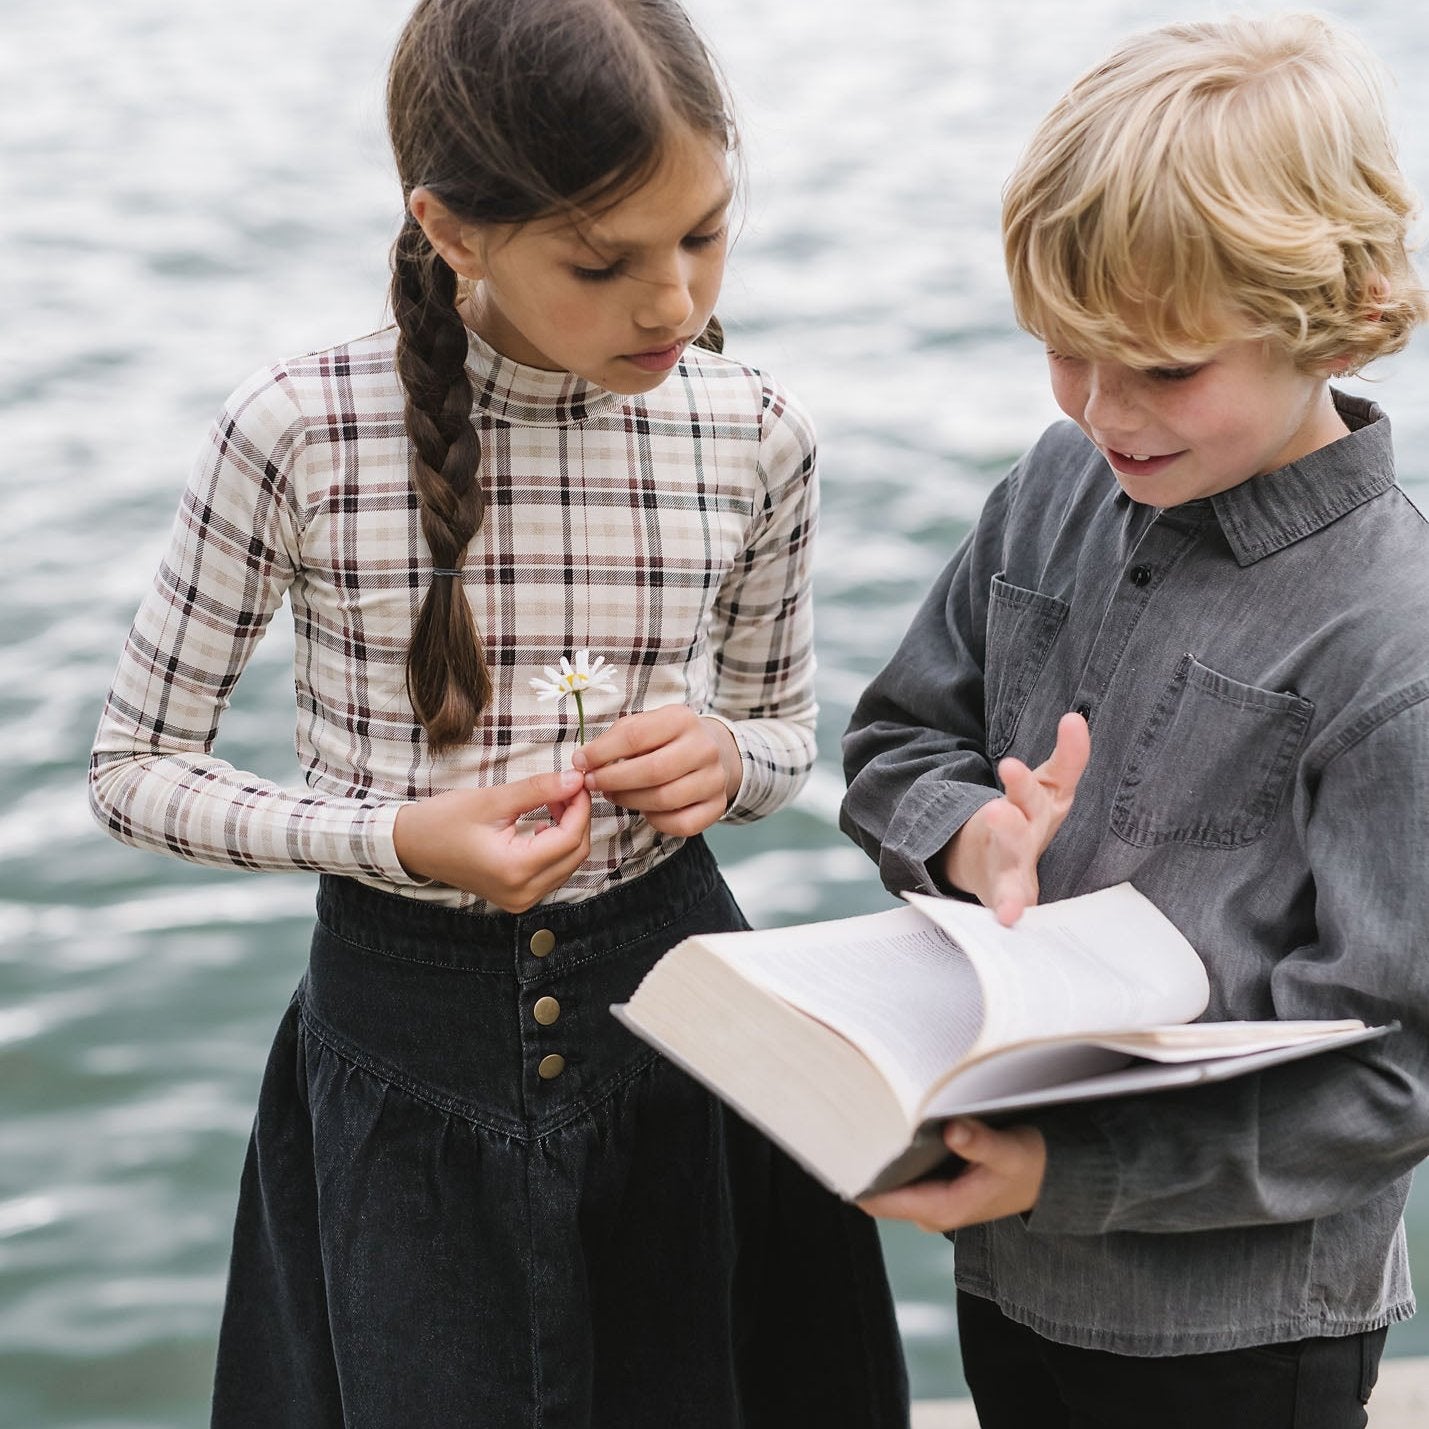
[387,0,734,750]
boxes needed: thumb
[485,768,586,821]
[945,1117,995,1163]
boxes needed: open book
[612,883,1388,1199]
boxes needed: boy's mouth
[1106,448,1182,477]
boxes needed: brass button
[529,928,556,958]
[532,995,561,1026]
[537,1053,566,1080]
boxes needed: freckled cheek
[1048,369,1088,424]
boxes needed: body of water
[5,0,1429,1419]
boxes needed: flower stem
[574,691,587,744]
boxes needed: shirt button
[529,929,555,958]
[1129,564,1153,586]
[1074,702,1092,721]
[532,995,561,1026]
[537,1053,566,1080]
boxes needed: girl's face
[451,126,732,394]
[1046,338,1349,506]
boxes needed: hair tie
[431,568,463,579]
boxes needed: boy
[841,15,1429,1428]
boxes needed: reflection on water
[4,0,1429,1419]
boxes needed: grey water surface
[5,0,1429,1420]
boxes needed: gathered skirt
[210,838,910,1427]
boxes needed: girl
[89,1,907,1424]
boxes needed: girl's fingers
[574,706,689,772]
[486,767,587,821]
[597,766,722,812]
[643,798,727,837]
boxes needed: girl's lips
[1104,447,1183,478]
[624,340,687,373]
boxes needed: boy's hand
[572,706,741,837]
[393,768,592,912]
[857,1118,1046,1231]
[942,711,1090,926]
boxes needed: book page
[711,906,985,1116]
[925,1022,1391,1121]
[1088,1019,1367,1062]
[905,883,1209,1056]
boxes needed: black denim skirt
[211,838,909,1428]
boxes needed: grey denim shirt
[841,393,1429,1354]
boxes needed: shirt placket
[1068,511,1209,728]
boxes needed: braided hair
[386,0,733,750]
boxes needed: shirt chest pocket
[985,574,1070,759]
[1111,654,1313,849]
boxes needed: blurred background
[4,0,1429,1420]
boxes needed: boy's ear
[409,187,486,280]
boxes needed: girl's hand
[857,1118,1046,1232]
[393,768,591,912]
[942,711,1090,926]
[572,707,742,837]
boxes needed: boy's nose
[1083,363,1137,429]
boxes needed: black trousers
[958,1290,1387,1429]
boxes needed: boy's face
[1046,339,1349,506]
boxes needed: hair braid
[391,215,492,750]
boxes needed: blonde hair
[1003,12,1426,372]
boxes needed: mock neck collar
[462,325,626,427]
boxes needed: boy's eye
[1146,364,1205,382]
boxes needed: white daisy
[529,650,621,743]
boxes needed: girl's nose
[635,263,696,332]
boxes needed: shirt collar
[1208,391,1397,566]
[462,326,626,427]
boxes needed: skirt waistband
[315,836,724,973]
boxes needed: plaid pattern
[90,327,819,907]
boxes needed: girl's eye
[571,263,623,284]
[683,226,727,252]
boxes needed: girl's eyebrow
[578,185,735,256]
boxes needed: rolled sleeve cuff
[880,779,1002,894]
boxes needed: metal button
[537,1053,566,1080]
[529,928,555,958]
[1129,564,1153,586]
[533,995,561,1026]
[1074,702,1092,721]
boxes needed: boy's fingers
[988,866,1035,926]
[1042,711,1091,794]
[997,757,1037,812]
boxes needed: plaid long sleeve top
[90,326,819,908]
